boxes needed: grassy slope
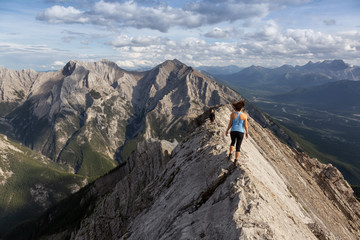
[0,135,87,237]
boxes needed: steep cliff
[0,67,38,116]
[8,104,360,240]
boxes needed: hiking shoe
[233,159,238,166]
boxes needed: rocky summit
[9,104,360,240]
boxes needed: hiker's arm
[226,113,233,136]
[244,115,249,138]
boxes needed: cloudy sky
[1,0,359,71]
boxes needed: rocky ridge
[10,104,360,240]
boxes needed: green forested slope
[0,134,87,237]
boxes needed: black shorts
[230,131,244,152]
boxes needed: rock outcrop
[9,105,360,240]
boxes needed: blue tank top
[231,112,245,133]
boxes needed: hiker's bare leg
[235,151,240,160]
[230,145,234,155]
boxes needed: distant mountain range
[270,80,360,112]
[214,59,360,95]
[197,65,243,75]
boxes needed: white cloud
[36,0,272,32]
[36,1,338,38]
[0,42,56,54]
[185,1,269,24]
[0,42,70,70]
[36,5,89,24]
[241,27,360,62]
[109,35,167,47]
[116,59,153,69]
[204,27,232,39]
[247,20,281,41]
[91,0,207,32]
[179,37,207,48]
[106,25,360,69]
[115,60,136,68]
[52,61,66,67]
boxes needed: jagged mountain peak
[8,104,360,240]
[155,59,190,74]
[242,65,268,73]
[151,59,219,87]
[303,59,349,71]
[61,59,128,77]
[161,58,184,66]
[62,60,77,76]
[323,59,348,70]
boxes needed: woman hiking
[225,100,249,164]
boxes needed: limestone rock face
[19,105,360,240]
[0,67,37,102]
[141,60,238,140]
[0,67,38,116]
[7,61,137,175]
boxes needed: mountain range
[215,59,360,96]
[197,65,243,75]
[270,80,360,112]
[0,59,238,177]
[0,59,240,235]
[0,59,359,238]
